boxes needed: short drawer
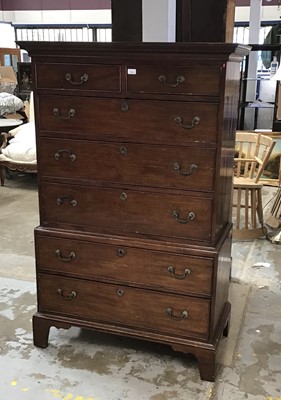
[38,138,216,192]
[38,273,210,339]
[35,234,214,296]
[41,182,213,243]
[35,63,121,92]
[37,95,219,145]
[126,65,221,96]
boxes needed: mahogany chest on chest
[19,41,249,381]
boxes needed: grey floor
[0,172,281,400]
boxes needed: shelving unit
[238,44,281,132]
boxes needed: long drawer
[38,273,210,339]
[41,182,213,242]
[37,95,219,144]
[39,138,215,192]
[35,63,121,92]
[35,234,213,296]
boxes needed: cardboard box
[0,66,17,94]
[0,66,17,83]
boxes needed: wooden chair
[266,154,281,229]
[267,188,281,229]
[0,131,37,185]
[232,131,276,240]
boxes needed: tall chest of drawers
[19,42,249,381]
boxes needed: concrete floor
[0,172,281,400]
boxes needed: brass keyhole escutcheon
[120,192,127,201]
[117,248,126,257]
[120,146,127,156]
[117,289,124,297]
[121,101,129,112]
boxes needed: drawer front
[39,138,216,192]
[126,65,221,96]
[41,183,213,242]
[38,274,210,339]
[35,234,213,296]
[35,63,121,92]
[37,95,219,144]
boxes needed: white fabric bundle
[0,92,24,116]
[1,122,36,162]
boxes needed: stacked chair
[232,131,275,240]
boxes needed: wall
[0,0,280,26]
[0,0,111,10]
[236,5,281,22]
[0,22,16,47]
[0,0,111,24]
[0,1,280,42]
[236,0,280,5]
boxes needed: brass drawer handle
[174,163,197,176]
[57,288,77,301]
[53,107,76,120]
[55,149,76,162]
[174,116,200,129]
[166,307,188,320]
[172,211,195,224]
[65,72,88,85]
[158,74,185,88]
[117,248,126,257]
[55,249,76,262]
[167,266,191,280]
[57,196,77,207]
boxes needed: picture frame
[17,62,32,94]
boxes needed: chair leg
[233,187,265,240]
[236,188,242,229]
[251,189,257,229]
[245,188,249,229]
[256,188,263,225]
[0,165,5,186]
[266,189,281,228]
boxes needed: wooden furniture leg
[33,313,71,348]
[0,165,5,186]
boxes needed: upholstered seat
[0,92,36,186]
